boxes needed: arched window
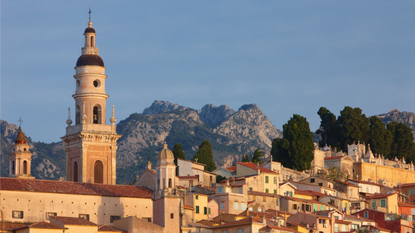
[23,161,27,174]
[90,36,94,47]
[11,161,15,175]
[74,161,78,182]
[94,160,103,183]
[76,105,81,124]
[93,105,101,124]
[168,178,172,188]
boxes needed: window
[310,178,315,183]
[79,214,89,220]
[241,203,246,210]
[238,229,243,233]
[94,160,104,183]
[234,202,238,210]
[76,105,81,124]
[380,199,386,207]
[196,206,200,213]
[263,196,266,202]
[222,231,228,233]
[319,219,322,224]
[408,189,415,196]
[265,176,269,183]
[12,211,23,219]
[334,216,339,220]
[110,216,121,223]
[218,187,223,193]
[274,177,277,184]
[23,161,27,174]
[274,189,277,194]
[265,189,269,193]
[371,200,377,209]
[220,202,225,210]
[249,187,253,191]
[350,189,353,196]
[170,213,174,219]
[204,207,207,215]
[208,208,211,214]
[320,205,323,211]
[168,178,172,188]
[238,187,243,194]
[11,160,15,175]
[93,105,101,124]
[364,211,368,218]
[73,161,78,182]
[196,195,198,200]
[258,207,262,212]
[46,212,57,220]
[314,204,317,211]
[249,207,253,211]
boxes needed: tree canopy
[251,148,264,164]
[173,143,186,165]
[367,116,392,157]
[334,106,369,151]
[193,140,217,172]
[387,122,415,162]
[241,154,250,162]
[272,114,314,171]
[316,107,336,148]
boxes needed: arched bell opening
[93,105,101,124]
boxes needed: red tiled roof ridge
[365,193,395,199]
[15,222,67,230]
[237,162,277,174]
[50,216,97,226]
[0,177,153,198]
[183,204,194,209]
[98,224,126,232]
[346,179,381,186]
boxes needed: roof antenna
[89,8,92,22]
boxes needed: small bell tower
[61,11,121,184]
[9,125,34,179]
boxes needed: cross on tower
[18,118,23,127]
[89,8,92,22]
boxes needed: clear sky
[2,1,415,143]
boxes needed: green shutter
[265,176,269,183]
[196,206,199,213]
[380,199,386,207]
[204,207,207,214]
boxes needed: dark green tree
[367,116,392,157]
[251,148,264,164]
[272,114,314,171]
[316,107,337,148]
[173,143,186,165]
[216,175,227,183]
[241,154,250,162]
[334,106,369,151]
[387,122,415,162]
[193,140,217,172]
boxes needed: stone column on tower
[61,17,121,185]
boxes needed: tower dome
[14,127,27,144]
[75,21,104,68]
[157,142,174,160]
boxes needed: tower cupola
[9,126,34,179]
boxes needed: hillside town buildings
[3,16,415,233]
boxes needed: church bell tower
[61,13,121,184]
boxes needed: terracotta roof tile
[398,201,415,207]
[335,219,351,224]
[346,179,381,186]
[260,224,297,232]
[324,156,344,160]
[50,216,97,226]
[226,166,237,172]
[25,222,68,229]
[212,216,262,228]
[98,224,127,232]
[0,178,153,198]
[0,222,30,231]
[184,204,194,209]
[365,193,395,199]
[237,162,277,174]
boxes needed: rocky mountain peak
[142,100,187,115]
[199,104,236,128]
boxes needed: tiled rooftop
[0,177,153,198]
[50,216,98,226]
[237,162,277,174]
[98,224,127,232]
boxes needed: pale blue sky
[2,1,415,143]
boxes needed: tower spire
[18,118,23,128]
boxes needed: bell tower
[9,126,34,179]
[61,13,121,184]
